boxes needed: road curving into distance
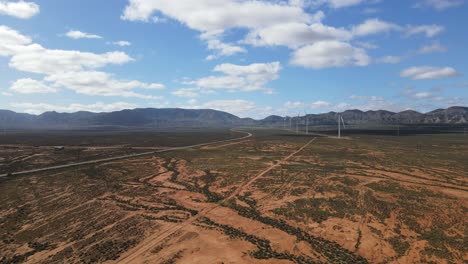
[0,129,252,178]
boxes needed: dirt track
[117,137,318,264]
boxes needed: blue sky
[0,0,467,118]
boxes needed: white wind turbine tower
[296,113,300,133]
[289,115,292,130]
[338,114,346,138]
[283,115,286,130]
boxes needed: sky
[0,0,467,118]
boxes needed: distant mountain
[264,106,467,126]
[0,106,466,129]
[0,108,243,129]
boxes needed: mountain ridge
[0,106,466,129]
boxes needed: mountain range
[0,106,466,129]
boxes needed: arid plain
[1,128,467,264]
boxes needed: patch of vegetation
[196,217,317,264]
[290,187,308,196]
[227,201,368,263]
[363,191,394,222]
[330,176,359,186]
[368,226,383,237]
[273,197,361,224]
[420,228,464,260]
[387,236,410,256]
[237,192,257,208]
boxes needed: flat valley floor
[1,129,467,263]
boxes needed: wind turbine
[338,114,346,138]
[296,113,300,133]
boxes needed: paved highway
[0,130,252,178]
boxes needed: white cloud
[244,20,352,48]
[311,100,331,109]
[0,1,39,19]
[187,99,197,105]
[8,44,132,75]
[377,55,402,64]
[417,41,447,54]
[11,102,137,115]
[291,41,370,69]
[406,24,444,37]
[0,25,164,99]
[151,16,167,24]
[326,0,366,8]
[121,0,444,67]
[187,99,273,118]
[284,100,331,109]
[172,88,199,98]
[0,25,32,56]
[121,0,312,58]
[400,66,459,80]
[415,0,464,10]
[352,18,400,36]
[188,62,281,92]
[203,36,246,60]
[110,41,131,47]
[350,95,384,101]
[45,71,164,98]
[355,41,378,49]
[9,78,58,94]
[65,30,102,39]
[121,0,312,32]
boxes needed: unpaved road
[117,137,317,264]
[0,130,252,178]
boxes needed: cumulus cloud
[121,0,445,68]
[65,30,102,39]
[291,41,370,69]
[244,20,352,48]
[0,25,164,98]
[0,1,39,19]
[415,0,464,10]
[0,25,32,56]
[121,0,311,32]
[121,0,312,59]
[11,102,137,115]
[400,66,459,80]
[9,78,58,94]
[187,62,281,93]
[352,18,400,36]
[45,71,164,98]
[9,44,132,75]
[203,36,246,60]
